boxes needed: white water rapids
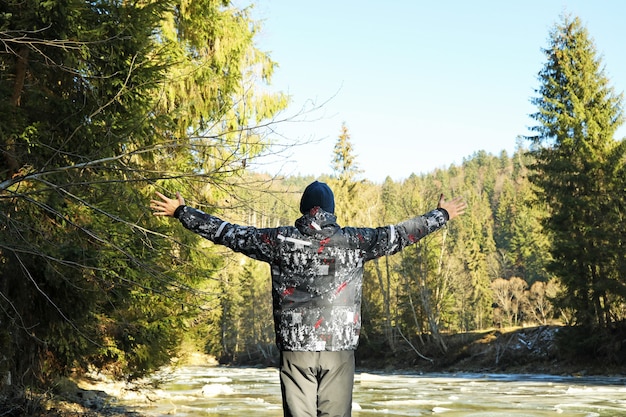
[111,365,626,416]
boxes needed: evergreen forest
[1,0,625,410]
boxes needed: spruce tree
[527,15,625,328]
[0,0,287,390]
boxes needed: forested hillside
[197,148,555,365]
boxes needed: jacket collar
[295,207,340,238]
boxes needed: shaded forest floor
[5,325,625,416]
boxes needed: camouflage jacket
[174,205,449,351]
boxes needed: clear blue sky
[247,1,626,183]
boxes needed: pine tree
[329,122,364,224]
[526,15,625,328]
[0,0,287,389]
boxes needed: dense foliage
[0,0,286,391]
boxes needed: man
[151,181,466,417]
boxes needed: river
[119,365,626,416]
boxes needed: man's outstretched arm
[150,191,276,262]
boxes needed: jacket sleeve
[357,208,449,261]
[174,205,276,263]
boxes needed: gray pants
[280,351,355,417]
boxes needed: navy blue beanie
[300,181,335,214]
